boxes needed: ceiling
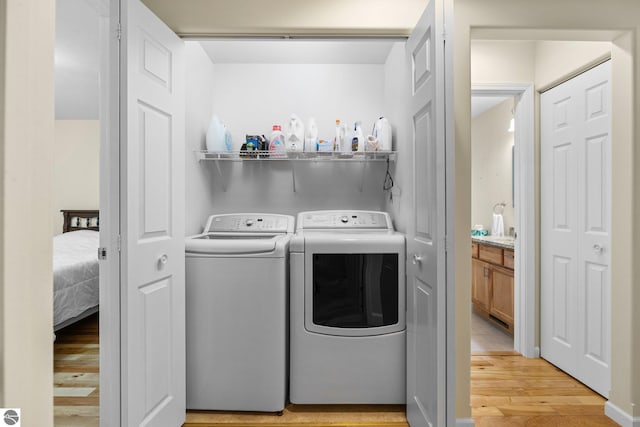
[141,0,426,37]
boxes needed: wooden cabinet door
[490,268,514,326]
[471,259,490,311]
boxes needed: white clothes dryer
[289,210,406,404]
[185,213,294,412]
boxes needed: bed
[54,209,100,331]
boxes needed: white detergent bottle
[285,114,304,152]
[350,120,364,152]
[269,124,286,157]
[334,119,344,152]
[205,115,226,152]
[373,116,392,151]
[304,118,318,152]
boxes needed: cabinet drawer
[503,249,514,269]
[479,244,503,265]
[471,242,479,258]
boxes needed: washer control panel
[204,214,294,233]
[297,211,392,230]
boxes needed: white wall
[212,63,386,148]
[471,98,514,234]
[185,41,216,235]
[205,60,391,217]
[53,120,100,235]
[0,0,55,424]
[383,42,408,232]
[535,41,612,90]
[472,40,537,82]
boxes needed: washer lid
[185,233,287,254]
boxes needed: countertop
[472,235,515,250]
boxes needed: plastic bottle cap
[273,125,281,131]
[336,119,341,124]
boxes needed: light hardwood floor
[471,355,618,427]
[54,314,618,427]
[54,313,99,427]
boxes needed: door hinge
[116,22,122,40]
[444,235,449,253]
[98,247,107,260]
[117,234,121,252]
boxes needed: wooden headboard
[61,210,99,233]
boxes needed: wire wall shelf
[195,151,396,193]
[195,150,396,162]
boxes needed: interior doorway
[470,84,536,358]
[470,93,516,354]
[53,0,107,425]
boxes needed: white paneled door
[405,0,448,425]
[120,0,186,425]
[541,61,611,397]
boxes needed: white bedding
[53,230,99,328]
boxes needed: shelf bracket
[358,158,367,192]
[291,160,297,192]
[213,159,229,192]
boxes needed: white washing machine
[185,213,294,412]
[289,210,406,404]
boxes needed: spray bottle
[350,120,364,152]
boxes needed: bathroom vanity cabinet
[471,240,514,335]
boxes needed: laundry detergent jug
[285,114,304,152]
[304,117,318,152]
[372,116,392,151]
[206,115,228,152]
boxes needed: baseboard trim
[456,418,475,427]
[605,401,640,427]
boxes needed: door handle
[593,244,603,254]
[412,253,424,265]
[158,254,168,269]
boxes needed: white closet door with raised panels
[405,0,448,425]
[120,0,186,425]
[541,60,611,397]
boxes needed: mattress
[53,230,99,328]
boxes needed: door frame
[97,1,459,424]
[99,0,121,425]
[471,83,537,358]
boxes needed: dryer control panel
[204,214,295,233]
[297,211,392,230]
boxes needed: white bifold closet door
[120,0,186,425]
[405,0,449,425]
[540,60,611,397]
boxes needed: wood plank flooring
[53,313,99,427]
[54,314,619,427]
[471,355,619,427]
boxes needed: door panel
[471,259,489,311]
[541,61,611,397]
[405,0,447,425]
[490,269,513,325]
[121,0,186,425]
